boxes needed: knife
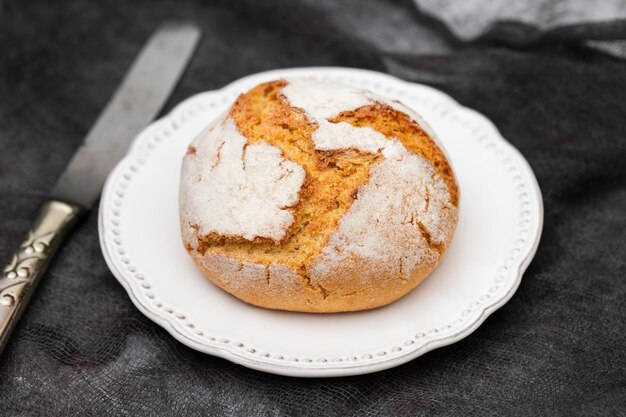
[0,22,201,354]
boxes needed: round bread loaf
[180,78,459,312]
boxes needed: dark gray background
[1,0,625,416]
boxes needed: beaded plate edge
[98,67,543,377]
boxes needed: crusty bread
[179,78,459,312]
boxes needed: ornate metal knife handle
[0,200,81,353]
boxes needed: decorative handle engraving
[0,200,82,354]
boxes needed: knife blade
[52,22,201,208]
[0,22,201,354]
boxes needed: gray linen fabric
[0,0,625,415]
[415,0,626,58]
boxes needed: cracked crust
[180,116,306,244]
[180,78,459,312]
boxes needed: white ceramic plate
[99,67,543,377]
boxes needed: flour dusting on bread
[280,78,455,281]
[180,116,305,242]
[180,77,459,312]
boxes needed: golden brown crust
[180,79,459,313]
[331,103,459,206]
[188,250,435,313]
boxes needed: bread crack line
[180,78,458,309]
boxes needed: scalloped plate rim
[98,67,543,377]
